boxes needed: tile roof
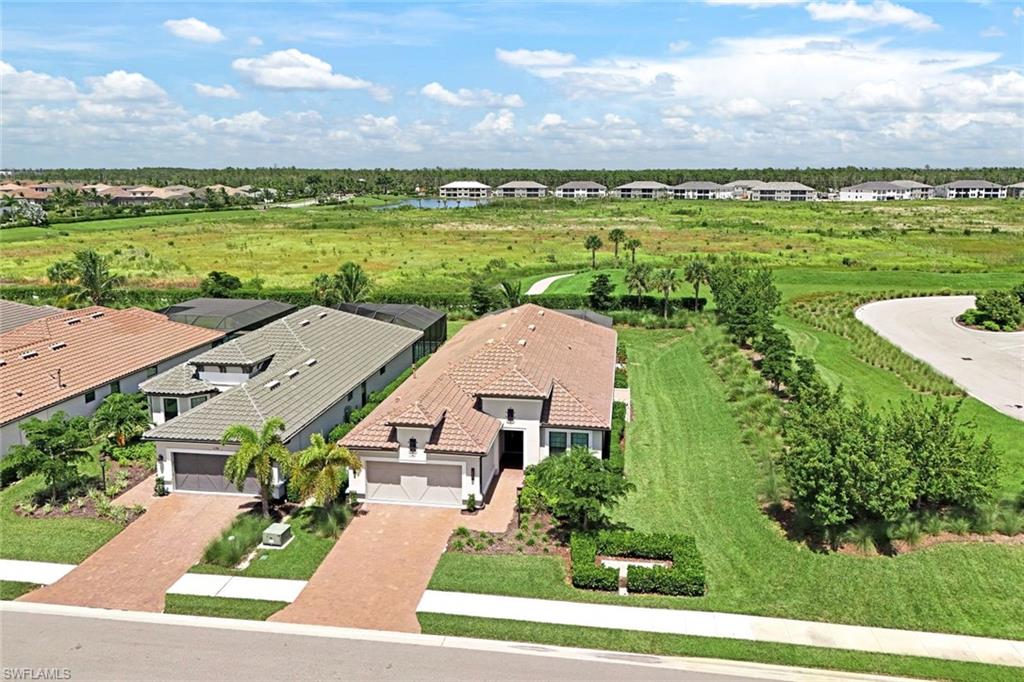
[496,181,548,189]
[671,181,724,190]
[936,180,1003,189]
[343,304,616,456]
[890,180,933,189]
[144,306,422,444]
[0,300,65,334]
[0,307,224,425]
[556,181,607,190]
[614,181,670,190]
[842,181,905,191]
[440,180,491,189]
[139,363,217,396]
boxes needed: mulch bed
[447,510,569,559]
[16,462,152,522]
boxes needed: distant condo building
[838,181,910,202]
[554,181,607,199]
[1007,182,1024,199]
[749,182,817,202]
[890,180,934,200]
[438,180,492,199]
[934,180,1007,199]
[493,181,547,198]
[669,181,730,200]
[612,181,670,199]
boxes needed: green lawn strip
[0,472,122,563]
[430,329,1024,639]
[780,313,1024,492]
[163,594,286,621]
[418,614,1022,682]
[0,581,41,600]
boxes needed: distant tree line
[11,166,1023,197]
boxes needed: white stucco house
[142,306,421,495]
[438,181,492,199]
[838,181,911,201]
[342,305,617,508]
[554,181,607,199]
[493,181,548,198]
[669,181,731,200]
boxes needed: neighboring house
[29,182,77,194]
[494,181,548,198]
[0,187,48,204]
[721,180,767,200]
[1006,182,1024,199]
[335,303,447,361]
[934,180,1007,199]
[612,181,670,199]
[554,181,607,199]
[838,182,911,201]
[0,307,223,458]
[343,304,616,508]
[439,181,492,199]
[142,306,421,495]
[669,181,731,200]
[160,298,297,338]
[890,180,934,199]
[749,182,817,202]
[0,300,64,334]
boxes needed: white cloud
[979,26,1005,38]
[194,83,241,99]
[420,81,524,108]
[163,18,226,43]
[0,61,78,100]
[192,111,270,137]
[704,0,803,6]
[495,48,576,67]
[720,97,771,117]
[85,70,167,100]
[1015,7,1024,20]
[232,49,382,97]
[473,109,516,134]
[247,36,263,47]
[536,113,565,129]
[668,40,691,54]
[805,1,938,31]
[838,80,924,110]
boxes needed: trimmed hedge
[570,530,707,597]
[608,402,627,474]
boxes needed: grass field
[0,581,40,601]
[428,328,1024,640]
[163,594,287,620]
[2,200,1022,291]
[418,614,1023,682]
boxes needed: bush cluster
[570,531,707,596]
[960,284,1024,332]
[569,535,619,591]
[608,402,627,474]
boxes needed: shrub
[997,508,1023,536]
[202,514,265,567]
[608,402,627,474]
[571,530,707,596]
[465,494,477,513]
[110,441,156,466]
[569,534,619,591]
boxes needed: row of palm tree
[220,418,362,518]
[584,230,642,269]
[623,258,712,317]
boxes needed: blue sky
[3,1,1022,168]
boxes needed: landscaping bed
[13,461,149,525]
[570,531,706,596]
[447,511,566,558]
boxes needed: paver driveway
[20,493,254,612]
[271,504,458,633]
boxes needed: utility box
[262,522,292,548]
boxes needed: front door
[500,430,524,469]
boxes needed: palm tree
[683,259,712,311]
[651,268,679,319]
[289,433,362,507]
[625,262,652,308]
[608,228,626,260]
[90,392,150,447]
[63,189,83,218]
[500,280,523,307]
[584,234,603,269]
[334,261,372,302]
[624,238,641,264]
[221,418,290,517]
[70,249,124,306]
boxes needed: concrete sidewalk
[417,590,1024,668]
[167,573,307,602]
[0,559,75,585]
[526,273,574,295]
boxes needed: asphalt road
[0,610,789,682]
[856,295,1024,421]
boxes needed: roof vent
[264,380,280,390]
[286,369,299,378]
[90,312,104,319]
[538,310,545,316]
[0,359,6,367]
[299,319,310,327]
[518,339,527,346]
[15,390,23,397]
[317,312,328,319]
[305,358,317,366]
[486,338,494,344]
[21,351,38,360]
[528,324,536,331]
[500,323,507,328]
[51,342,67,351]
[66,318,81,326]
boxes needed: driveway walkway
[856,296,1024,421]
[20,493,253,612]
[526,273,574,295]
[271,504,458,632]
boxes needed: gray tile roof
[0,300,64,334]
[496,181,548,189]
[144,306,422,444]
[890,180,933,189]
[671,181,724,190]
[722,180,767,189]
[842,181,904,191]
[757,182,817,191]
[614,181,670,190]
[556,181,606,190]
[935,180,1003,189]
[139,363,217,396]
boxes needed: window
[571,432,590,450]
[217,365,227,373]
[346,391,353,401]
[379,366,386,376]
[189,395,207,409]
[163,397,179,421]
[85,390,96,403]
[146,366,158,378]
[506,408,515,423]
[549,431,567,454]
[109,380,121,394]
[409,438,417,453]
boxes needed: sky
[2,1,1023,169]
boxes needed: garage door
[365,461,462,507]
[173,452,259,494]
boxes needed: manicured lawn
[0,581,40,600]
[189,505,349,580]
[164,594,286,621]
[0,472,122,563]
[429,328,1024,639]
[418,614,1022,682]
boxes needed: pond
[373,198,488,210]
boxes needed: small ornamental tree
[7,412,92,503]
[91,392,151,447]
[584,234,603,269]
[529,446,634,531]
[756,325,795,391]
[587,273,615,311]
[974,289,1023,330]
[469,281,497,317]
[200,271,243,298]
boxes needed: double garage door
[173,452,259,495]
[365,461,462,507]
